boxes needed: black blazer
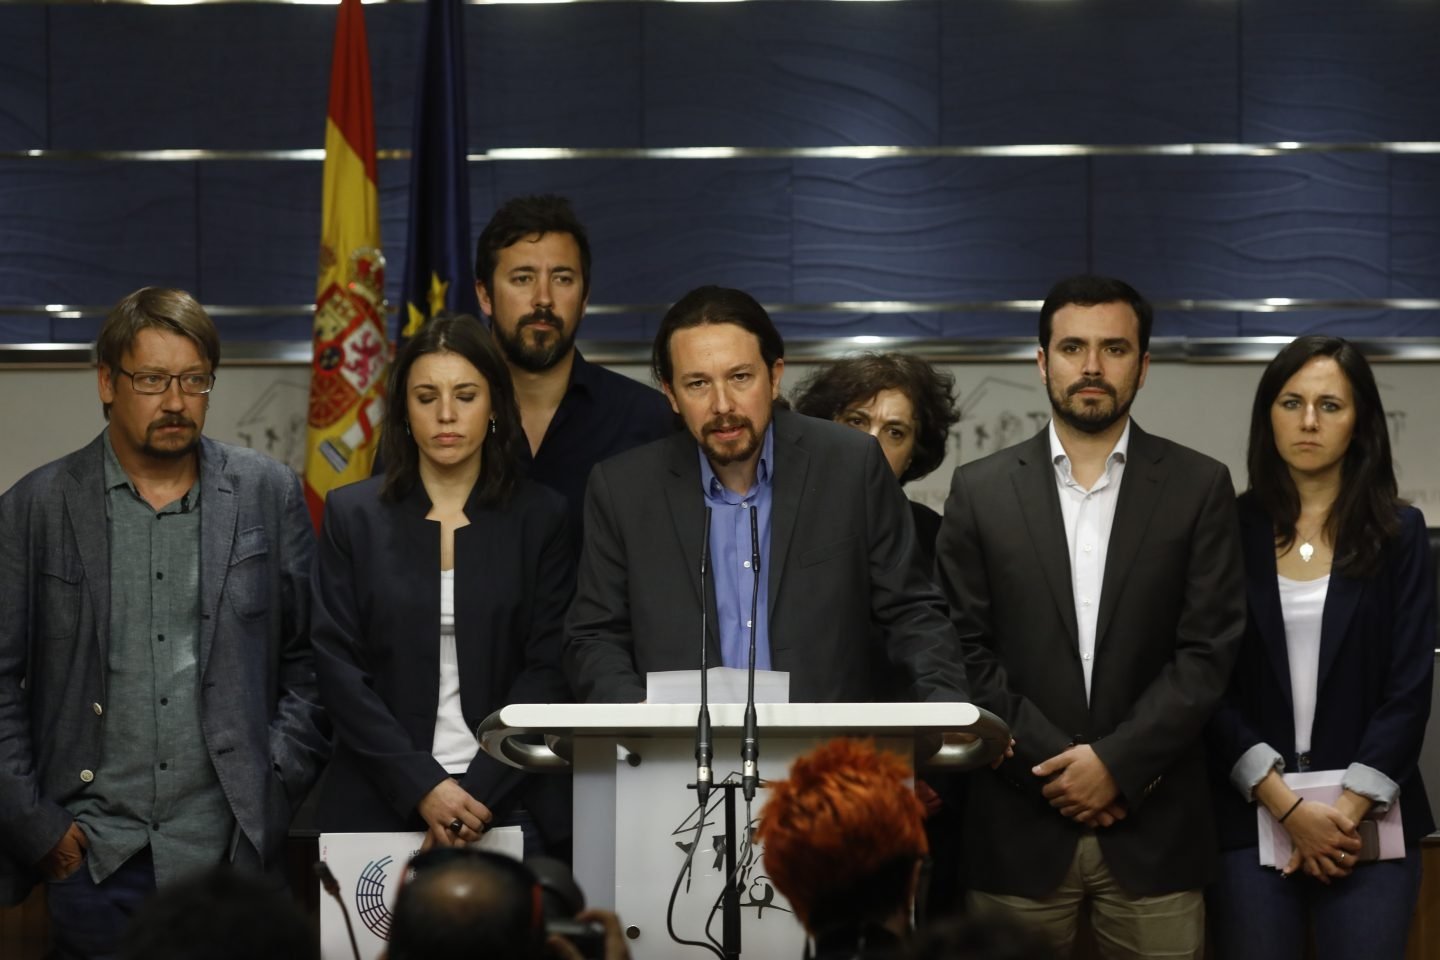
[1208,494,1436,848]
[563,410,967,704]
[311,476,574,838]
[937,425,1246,897]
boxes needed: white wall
[9,358,1437,516]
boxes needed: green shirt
[68,433,231,886]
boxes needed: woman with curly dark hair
[1207,335,1434,959]
[793,353,960,569]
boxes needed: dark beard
[1049,377,1133,434]
[141,416,200,459]
[701,415,760,466]
[495,309,577,373]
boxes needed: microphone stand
[685,508,740,959]
[694,509,714,809]
[741,504,761,805]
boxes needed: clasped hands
[1278,799,1362,884]
[1033,744,1128,828]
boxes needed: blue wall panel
[1,2,1436,341]
[0,8,45,151]
[50,7,327,150]
[1242,0,1440,141]
[792,158,1087,309]
[1236,309,1440,338]
[0,160,196,305]
[492,159,793,317]
[469,5,644,150]
[1092,155,1390,300]
[1391,158,1440,301]
[940,1,1238,145]
[198,162,322,310]
[644,3,941,148]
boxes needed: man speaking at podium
[563,285,968,705]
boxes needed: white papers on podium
[645,666,790,705]
[1256,769,1405,868]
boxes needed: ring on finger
[1337,852,1347,862]
[447,818,464,833]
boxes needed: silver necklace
[1296,525,1322,563]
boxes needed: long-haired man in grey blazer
[0,288,329,958]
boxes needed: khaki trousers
[967,834,1204,960]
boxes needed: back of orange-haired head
[754,738,928,930]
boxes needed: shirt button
[80,769,94,783]
[1082,599,1092,607]
[157,634,165,643]
[156,571,164,580]
[1083,543,1093,553]
[91,702,103,716]
[746,620,753,628]
[1083,653,1093,661]
[743,561,751,568]
[160,697,169,706]
[159,762,168,771]
[151,822,161,831]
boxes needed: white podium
[479,702,1008,959]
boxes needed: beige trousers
[967,834,1204,960]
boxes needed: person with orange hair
[755,738,929,959]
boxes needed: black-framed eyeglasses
[115,365,216,396]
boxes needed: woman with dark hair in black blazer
[1208,335,1435,959]
[311,314,573,854]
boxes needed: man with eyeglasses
[0,287,329,957]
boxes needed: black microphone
[314,861,362,960]
[694,508,714,808]
[741,503,761,803]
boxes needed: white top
[1278,573,1330,755]
[1049,420,1131,701]
[432,570,478,774]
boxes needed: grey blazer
[936,424,1245,898]
[0,433,329,904]
[564,409,968,704]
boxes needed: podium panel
[481,701,1009,959]
[580,734,910,959]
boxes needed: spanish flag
[304,0,389,528]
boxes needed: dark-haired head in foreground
[121,867,316,960]
[388,848,546,960]
[793,352,959,485]
[755,738,928,954]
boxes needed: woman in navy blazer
[311,315,574,853]
[1208,336,1435,960]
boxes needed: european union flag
[398,0,478,345]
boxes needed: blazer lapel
[197,439,237,676]
[1095,426,1166,649]
[663,434,722,666]
[64,436,112,664]
[1239,508,1294,713]
[1011,433,1079,645]
[1316,571,1362,695]
[766,414,807,622]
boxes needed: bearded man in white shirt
[934,274,1245,960]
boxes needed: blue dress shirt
[699,426,774,672]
